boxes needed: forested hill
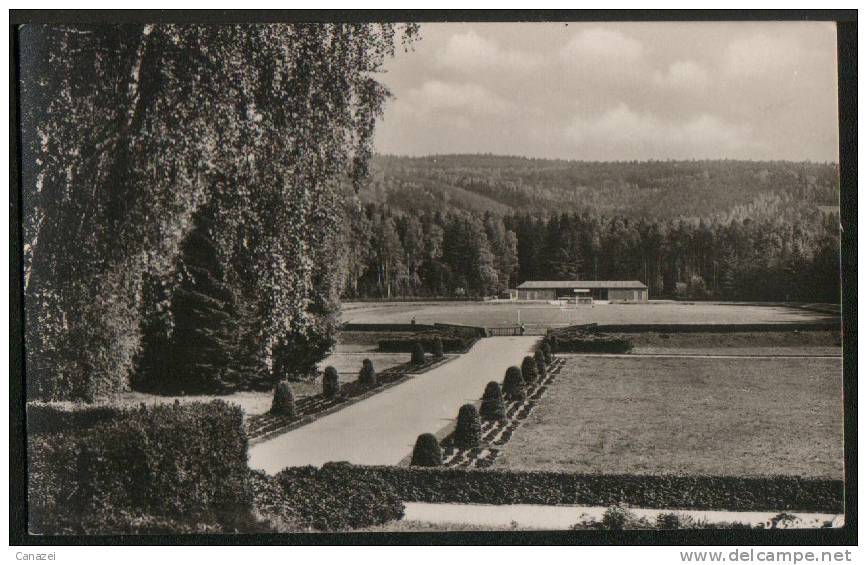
[365,155,839,220]
[338,155,840,302]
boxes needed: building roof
[517,280,647,290]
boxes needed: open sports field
[341,301,835,328]
[493,355,844,479]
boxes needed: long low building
[516,280,648,302]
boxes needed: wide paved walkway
[248,336,540,473]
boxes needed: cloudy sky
[373,22,839,162]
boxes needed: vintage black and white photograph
[13,12,852,541]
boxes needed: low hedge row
[379,331,477,353]
[27,402,125,434]
[252,463,404,532]
[28,400,256,534]
[329,465,843,513]
[544,329,633,354]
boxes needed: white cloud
[559,28,644,63]
[652,60,710,91]
[392,80,514,119]
[565,103,762,159]
[723,33,802,77]
[437,30,542,72]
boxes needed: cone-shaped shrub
[454,404,482,448]
[410,433,442,467]
[521,356,538,384]
[480,381,506,421]
[359,358,377,385]
[411,342,426,366]
[323,366,340,399]
[432,337,444,359]
[534,350,547,379]
[503,365,526,400]
[271,380,296,417]
[541,342,554,363]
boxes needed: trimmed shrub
[602,506,636,530]
[521,356,538,384]
[541,342,553,363]
[270,380,296,417]
[453,404,482,449]
[534,350,547,379]
[358,358,377,385]
[480,381,506,421]
[377,326,482,354]
[544,329,632,354]
[28,401,255,534]
[322,366,340,399]
[432,337,444,359]
[324,465,844,513]
[264,463,404,531]
[656,512,689,530]
[503,366,526,401]
[410,433,443,467]
[411,342,426,366]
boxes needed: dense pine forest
[336,155,840,302]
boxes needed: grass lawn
[494,355,843,479]
[341,301,834,328]
[625,330,841,356]
[316,352,410,379]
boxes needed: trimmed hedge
[533,350,547,379]
[271,380,296,417]
[541,342,553,364]
[257,463,404,531]
[410,433,443,467]
[432,337,445,359]
[323,366,340,399]
[358,358,377,385]
[27,403,125,435]
[544,329,633,354]
[520,356,538,384]
[411,342,426,366]
[324,465,844,513]
[480,381,506,421]
[454,404,482,449]
[378,325,481,354]
[28,401,255,534]
[503,366,526,400]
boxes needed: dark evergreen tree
[139,206,256,394]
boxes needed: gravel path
[248,336,541,473]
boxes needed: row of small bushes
[411,344,555,465]
[269,347,439,419]
[320,464,844,513]
[544,328,633,354]
[378,326,481,353]
[571,506,758,530]
[28,401,257,534]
